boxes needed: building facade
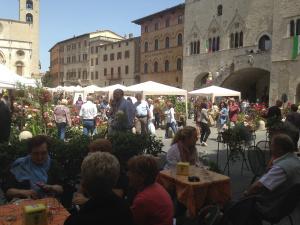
[0,0,40,78]
[133,4,185,88]
[49,30,128,87]
[93,37,140,86]
[183,0,300,104]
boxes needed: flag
[292,35,300,60]
[205,40,209,53]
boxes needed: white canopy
[126,81,187,96]
[189,85,241,101]
[0,64,37,88]
[127,81,188,117]
[83,85,104,93]
[101,84,127,92]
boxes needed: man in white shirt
[79,96,98,136]
[134,93,149,135]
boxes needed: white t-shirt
[165,107,176,123]
[79,101,98,120]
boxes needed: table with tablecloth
[157,168,231,217]
[0,198,69,225]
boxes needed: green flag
[292,35,300,60]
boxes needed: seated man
[64,152,133,225]
[3,135,63,200]
[245,134,300,197]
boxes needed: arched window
[26,0,33,9]
[193,41,197,54]
[26,13,33,23]
[154,62,158,73]
[216,37,220,51]
[239,31,244,47]
[144,63,148,74]
[217,5,223,16]
[212,37,216,52]
[165,60,169,72]
[290,20,295,37]
[258,35,271,51]
[144,42,148,52]
[154,39,159,50]
[177,58,182,71]
[234,32,239,48]
[297,19,300,35]
[208,38,212,52]
[15,61,24,76]
[177,33,183,46]
[165,37,170,48]
[230,33,234,48]
[196,41,200,54]
[190,42,193,55]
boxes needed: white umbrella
[83,85,104,93]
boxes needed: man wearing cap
[80,96,98,136]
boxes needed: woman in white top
[165,126,199,169]
[165,102,177,138]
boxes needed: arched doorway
[15,61,24,76]
[222,68,270,103]
[194,72,210,89]
[258,35,271,51]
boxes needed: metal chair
[247,146,267,184]
[256,140,271,165]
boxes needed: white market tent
[126,81,188,117]
[83,85,104,94]
[101,84,128,99]
[0,64,37,88]
[188,85,241,102]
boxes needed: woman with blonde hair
[165,126,199,169]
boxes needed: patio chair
[197,205,222,225]
[247,146,266,184]
[259,183,300,225]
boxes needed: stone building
[49,30,125,86]
[0,0,40,78]
[133,4,185,88]
[92,37,140,87]
[183,0,300,104]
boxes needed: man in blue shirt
[110,89,135,132]
[133,93,149,135]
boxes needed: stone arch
[222,68,270,103]
[194,72,210,89]
[258,35,272,51]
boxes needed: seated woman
[128,155,173,225]
[64,152,133,225]
[72,139,128,206]
[4,135,63,200]
[165,126,199,169]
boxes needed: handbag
[208,114,215,127]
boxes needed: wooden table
[157,168,231,217]
[0,198,70,225]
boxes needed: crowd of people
[0,126,299,225]
[1,89,300,224]
[52,89,182,141]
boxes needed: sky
[0,0,184,72]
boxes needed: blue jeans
[165,122,177,138]
[83,120,95,136]
[57,122,66,141]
